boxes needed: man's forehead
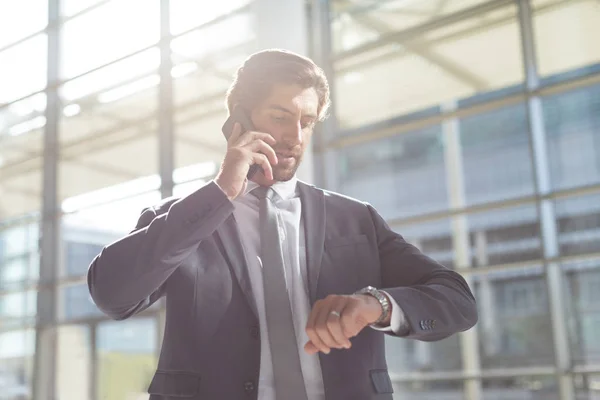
[264,83,318,116]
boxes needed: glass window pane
[334,5,523,128]
[58,49,160,203]
[170,12,254,64]
[392,219,454,269]
[61,191,161,279]
[170,0,253,35]
[61,0,160,79]
[0,291,37,322]
[331,0,492,53]
[461,103,535,205]
[61,0,108,17]
[386,334,462,375]
[555,193,600,258]
[473,265,555,368]
[336,125,448,219]
[57,325,91,400]
[533,0,600,79]
[468,204,541,268]
[0,330,34,400]
[0,35,47,104]
[575,373,600,399]
[59,284,103,321]
[97,318,158,400]
[0,93,45,220]
[0,0,47,48]
[544,83,600,191]
[563,258,600,365]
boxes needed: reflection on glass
[170,0,253,35]
[392,380,463,400]
[57,325,91,400]
[97,318,157,400]
[544,83,600,191]
[61,0,160,79]
[461,103,535,205]
[337,125,447,219]
[563,259,600,365]
[473,267,554,369]
[555,193,600,258]
[0,0,47,49]
[334,5,523,128]
[533,0,600,79]
[0,35,47,104]
[481,376,558,400]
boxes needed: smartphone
[222,106,261,179]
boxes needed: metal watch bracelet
[354,286,390,326]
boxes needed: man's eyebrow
[268,105,317,119]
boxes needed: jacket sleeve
[87,181,234,320]
[367,204,478,341]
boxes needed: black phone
[222,106,261,180]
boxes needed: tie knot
[252,186,278,202]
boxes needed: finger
[314,304,341,350]
[228,122,243,144]
[245,139,278,165]
[304,341,319,355]
[236,130,276,147]
[326,303,352,349]
[251,153,273,181]
[306,301,330,354]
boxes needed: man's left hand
[304,294,390,355]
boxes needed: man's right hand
[214,122,278,201]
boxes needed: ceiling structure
[0,0,599,221]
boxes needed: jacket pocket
[324,234,369,248]
[370,369,393,394]
[148,370,201,398]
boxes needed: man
[87,49,477,400]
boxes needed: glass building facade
[0,0,599,399]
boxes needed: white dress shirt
[226,177,405,400]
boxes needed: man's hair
[225,49,331,122]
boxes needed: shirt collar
[244,176,298,201]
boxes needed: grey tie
[252,186,309,400]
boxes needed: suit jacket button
[250,327,259,339]
[244,381,255,392]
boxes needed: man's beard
[272,153,303,181]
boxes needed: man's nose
[287,121,303,145]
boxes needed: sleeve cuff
[370,290,408,335]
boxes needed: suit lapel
[298,181,326,305]
[215,214,258,318]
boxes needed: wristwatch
[354,286,391,326]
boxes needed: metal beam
[32,0,61,398]
[159,0,174,199]
[517,1,574,399]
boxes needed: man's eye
[271,115,286,122]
